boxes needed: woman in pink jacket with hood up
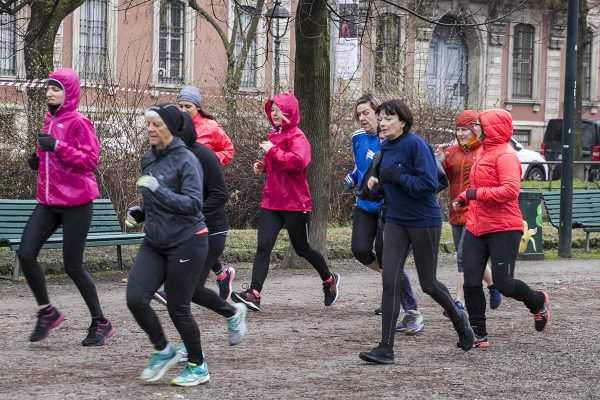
[232,93,340,311]
[18,68,113,347]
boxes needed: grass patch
[521,179,600,191]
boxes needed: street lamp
[265,0,291,94]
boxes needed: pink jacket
[455,109,523,236]
[192,113,235,166]
[260,93,312,212]
[38,68,100,206]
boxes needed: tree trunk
[282,0,330,269]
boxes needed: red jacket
[38,68,100,206]
[455,109,523,236]
[260,93,312,212]
[192,113,234,165]
[441,140,481,225]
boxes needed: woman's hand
[367,176,379,190]
[253,160,265,175]
[259,140,274,153]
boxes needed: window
[159,0,185,84]
[233,6,257,89]
[78,0,108,81]
[374,14,400,90]
[513,129,531,146]
[54,23,64,70]
[512,24,534,99]
[582,29,593,102]
[0,13,16,76]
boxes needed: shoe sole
[396,324,424,335]
[359,352,394,365]
[231,292,260,312]
[325,272,341,306]
[153,292,167,306]
[170,373,210,386]
[31,314,66,342]
[221,268,235,302]
[473,341,490,349]
[141,353,181,383]
[82,326,115,347]
[536,292,551,332]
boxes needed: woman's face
[356,103,378,134]
[177,101,199,117]
[271,103,283,126]
[473,120,483,140]
[378,111,406,140]
[46,85,64,106]
[146,115,173,149]
[455,127,475,145]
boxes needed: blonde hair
[271,103,290,124]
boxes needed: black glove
[27,153,39,170]
[38,134,57,152]
[379,168,400,185]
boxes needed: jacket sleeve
[475,153,521,203]
[267,131,311,171]
[199,149,229,217]
[151,157,204,216]
[212,124,235,166]
[54,118,99,171]
[396,142,438,199]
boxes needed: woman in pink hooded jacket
[232,93,340,311]
[18,68,113,347]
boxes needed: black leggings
[251,208,331,292]
[351,207,383,266]
[17,203,103,318]
[209,230,228,275]
[126,234,207,365]
[381,223,457,347]
[463,230,545,336]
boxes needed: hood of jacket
[48,68,81,116]
[264,92,300,130]
[479,109,513,147]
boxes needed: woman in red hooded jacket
[453,108,550,347]
[232,93,340,311]
[18,68,113,346]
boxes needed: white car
[510,137,549,181]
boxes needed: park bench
[0,199,145,281]
[541,190,600,252]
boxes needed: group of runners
[17,67,550,386]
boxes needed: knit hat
[177,86,202,108]
[147,103,184,136]
[46,78,63,89]
[455,110,478,133]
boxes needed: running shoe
[488,286,502,310]
[442,299,465,318]
[232,288,261,312]
[216,267,236,301]
[30,306,65,342]
[375,305,382,315]
[227,303,247,346]
[82,317,114,346]
[177,344,188,363]
[171,362,210,386]
[359,343,395,364]
[534,292,551,332]
[140,344,180,382]
[456,334,490,349]
[153,290,167,306]
[323,272,341,306]
[453,309,475,351]
[396,310,424,335]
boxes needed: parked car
[541,119,600,180]
[510,137,549,181]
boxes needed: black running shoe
[82,318,115,346]
[232,288,261,312]
[534,292,550,332]
[30,306,65,342]
[216,267,236,301]
[359,343,394,364]
[453,309,475,351]
[375,305,382,315]
[323,272,340,306]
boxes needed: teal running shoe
[227,303,247,346]
[140,344,180,382]
[171,362,210,386]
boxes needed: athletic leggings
[209,230,228,275]
[250,208,331,293]
[126,234,207,365]
[352,207,417,311]
[462,230,545,337]
[381,223,458,347]
[17,202,103,318]
[192,232,235,318]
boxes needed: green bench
[0,199,145,281]
[541,190,600,252]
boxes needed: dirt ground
[0,256,599,400]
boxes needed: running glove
[27,153,39,170]
[136,175,159,192]
[466,188,477,200]
[125,206,144,228]
[38,134,57,152]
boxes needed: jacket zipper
[45,118,54,204]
